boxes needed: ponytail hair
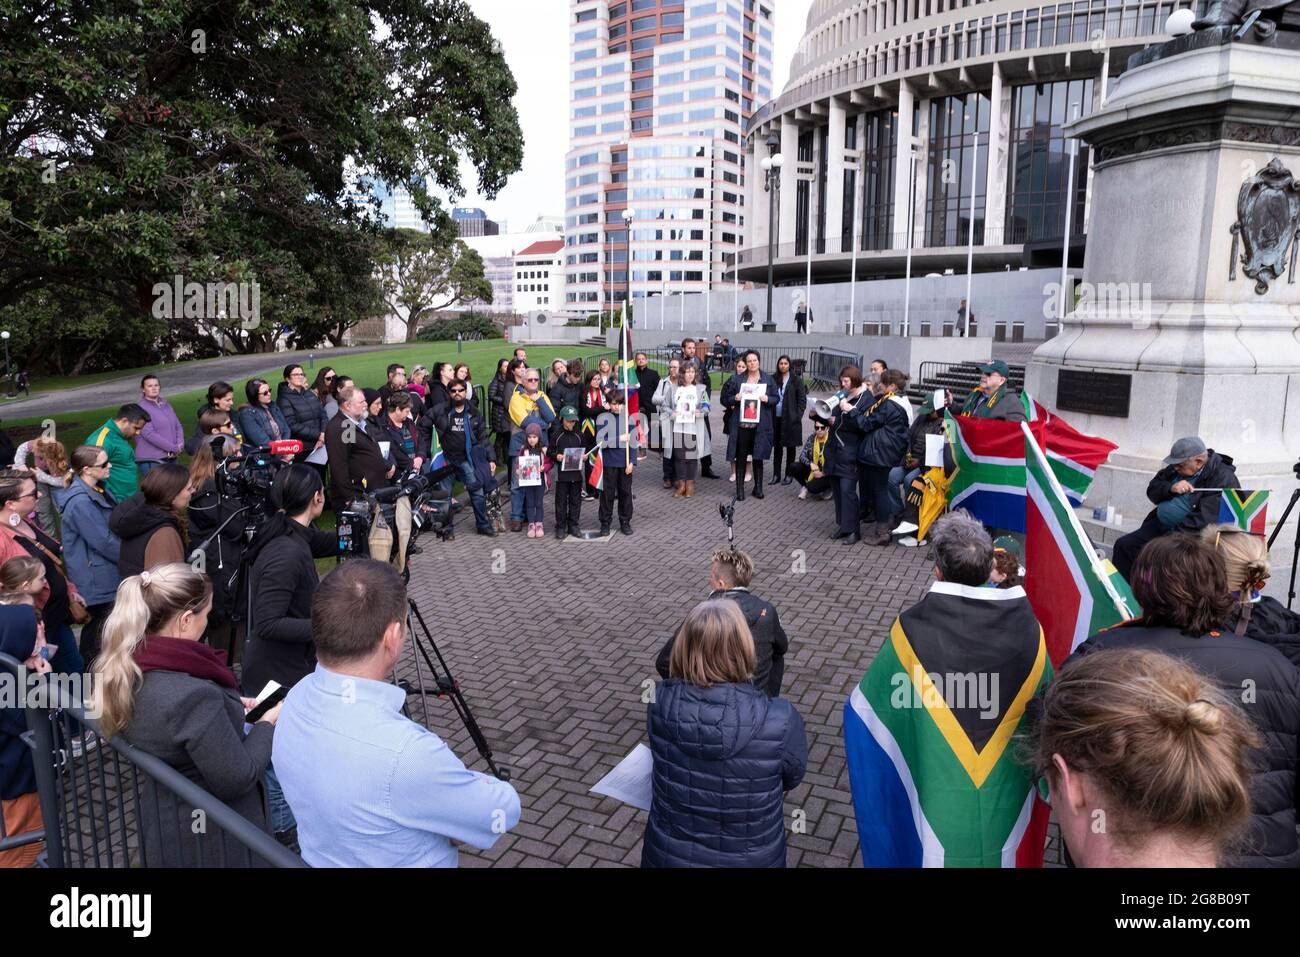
[1029,647,1258,862]
[93,563,213,739]
[34,437,67,477]
[1201,523,1271,633]
[67,445,103,488]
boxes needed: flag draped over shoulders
[844,581,1052,867]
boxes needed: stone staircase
[579,334,606,348]
[906,361,1026,406]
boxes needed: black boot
[735,470,745,501]
[700,455,718,479]
[751,462,765,499]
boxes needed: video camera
[336,464,457,567]
[211,438,303,534]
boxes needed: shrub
[415,312,503,341]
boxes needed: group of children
[512,390,639,540]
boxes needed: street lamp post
[623,208,635,328]
[0,332,11,398]
[760,132,784,332]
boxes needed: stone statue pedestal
[1025,35,1300,586]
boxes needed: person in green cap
[960,360,1026,421]
[551,405,586,539]
[86,403,151,504]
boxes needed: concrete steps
[905,362,1026,405]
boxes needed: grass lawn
[8,340,612,444]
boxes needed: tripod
[1267,483,1300,611]
[401,598,510,781]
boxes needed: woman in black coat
[824,366,874,545]
[850,369,913,545]
[186,435,246,662]
[93,563,280,867]
[643,600,806,868]
[771,355,808,486]
[487,359,514,468]
[1069,534,1300,868]
[722,350,778,501]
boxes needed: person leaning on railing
[92,563,281,867]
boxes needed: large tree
[378,228,492,341]
[0,0,522,366]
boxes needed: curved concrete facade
[737,0,1205,286]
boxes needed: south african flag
[1219,489,1269,534]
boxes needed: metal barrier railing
[0,652,305,868]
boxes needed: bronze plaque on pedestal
[1056,369,1131,418]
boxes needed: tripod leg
[407,610,433,728]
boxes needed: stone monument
[1025,21,1300,584]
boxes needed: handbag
[10,526,90,622]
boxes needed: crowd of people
[0,341,1296,872]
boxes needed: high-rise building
[564,0,776,311]
[452,207,501,237]
[369,177,430,232]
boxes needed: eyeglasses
[324,375,335,382]
[94,460,111,469]
[450,389,466,395]
[259,390,271,397]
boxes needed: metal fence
[0,653,305,868]
[580,346,858,392]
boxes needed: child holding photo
[551,407,586,539]
[515,422,548,538]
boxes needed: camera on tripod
[211,438,303,536]
[337,464,457,565]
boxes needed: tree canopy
[0,0,522,372]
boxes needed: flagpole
[621,301,629,452]
[1059,102,1081,328]
[964,128,979,338]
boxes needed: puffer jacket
[851,392,912,468]
[487,375,513,434]
[1072,621,1300,868]
[276,382,328,447]
[1144,449,1239,533]
[1228,597,1300,669]
[642,679,807,868]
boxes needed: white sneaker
[797,487,807,500]
[899,536,926,548]
[70,729,99,758]
[892,520,919,535]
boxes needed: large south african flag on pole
[1219,489,1269,534]
[1024,422,1141,668]
[617,304,639,421]
[1023,396,1118,506]
[845,582,1053,867]
[943,412,1043,532]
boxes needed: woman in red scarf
[92,563,282,866]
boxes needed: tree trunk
[67,339,103,377]
[405,314,420,342]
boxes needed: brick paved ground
[400,401,1059,867]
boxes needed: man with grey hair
[928,509,996,586]
[843,506,1049,866]
[1112,436,1239,581]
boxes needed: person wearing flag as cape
[960,360,1027,422]
[844,509,1052,867]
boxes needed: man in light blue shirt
[273,559,520,867]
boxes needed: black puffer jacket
[1144,449,1239,532]
[1228,596,1300,669]
[1072,621,1300,868]
[656,588,790,697]
[850,393,911,468]
[643,679,807,868]
[487,375,513,434]
[276,382,328,447]
[187,479,245,629]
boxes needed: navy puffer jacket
[642,679,807,868]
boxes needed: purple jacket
[135,394,185,462]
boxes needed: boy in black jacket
[551,406,585,539]
[596,390,638,536]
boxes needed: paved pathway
[398,401,1063,868]
[0,345,394,419]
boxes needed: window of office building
[861,110,897,251]
[1005,78,1093,244]
[924,92,990,248]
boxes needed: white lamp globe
[1166,8,1195,35]
[772,154,785,168]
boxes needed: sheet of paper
[377,440,391,460]
[305,444,328,465]
[933,388,946,410]
[925,432,946,468]
[589,743,654,811]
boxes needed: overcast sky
[453,0,815,231]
